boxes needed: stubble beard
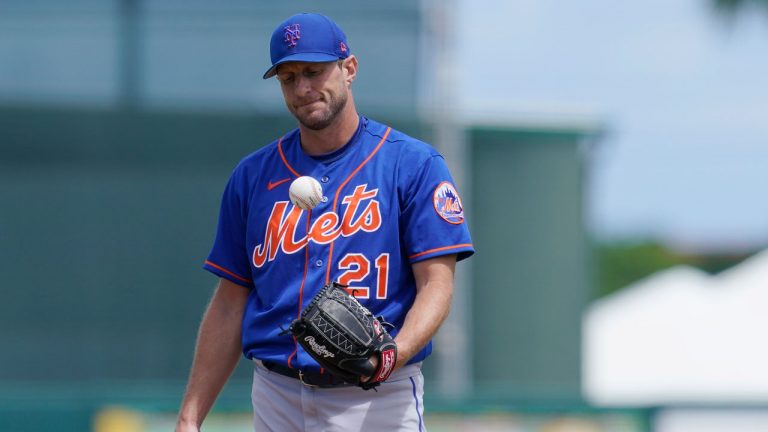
[290,90,349,131]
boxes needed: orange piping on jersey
[277,136,301,178]
[325,127,392,284]
[278,134,302,368]
[267,178,292,191]
[286,342,297,368]
[408,243,474,260]
[204,260,252,284]
[287,209,313,369]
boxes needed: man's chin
[297,113,334,131]
[290,94,347,131]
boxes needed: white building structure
[584,249,768,405]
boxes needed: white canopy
[583,250,768,405]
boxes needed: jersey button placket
[317,175,329,204]
[313,174,332,279]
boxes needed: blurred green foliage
[593,241,754,299]
[713,0,768,11]
[712,0,768,18]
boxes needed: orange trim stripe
[267,177,292,191]
[286,342,297,368]
[287,209,313,369]
[408,244,474,260]
[277,136,301,177]
[279,135,303,369]
[325,127,392,283]
[204,260,252,284]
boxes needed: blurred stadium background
[1,0,767,431]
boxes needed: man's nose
[295,75,313,95]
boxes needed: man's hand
[360,355,380,383]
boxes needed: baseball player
[175,12,473,432]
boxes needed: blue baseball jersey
[204,116,474,372]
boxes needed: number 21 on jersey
[337,253,389,299]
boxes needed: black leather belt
[261,361,355,388]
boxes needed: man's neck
[299,103,360,156]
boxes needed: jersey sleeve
[400,154,474,263]
[203,168,254,288]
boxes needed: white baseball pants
[251,360,426,431]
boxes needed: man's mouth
[298,99,323,109]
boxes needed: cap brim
[262,52,341,79]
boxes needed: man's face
[276,60,349,131]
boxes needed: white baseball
[289,176,323,210]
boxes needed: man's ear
[342,55,358,86]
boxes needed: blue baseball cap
[263,13,351,79]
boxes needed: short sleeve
[203,169,254,288]
[400,155,474,263]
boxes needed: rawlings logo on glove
[304,336,335,358]
[287,281,398,390]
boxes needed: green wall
[468,126,595,402]
[0,107,293,382]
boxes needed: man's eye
[279,75,294,83]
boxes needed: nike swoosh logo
[267,178,292,191]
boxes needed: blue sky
[457,0,768,251]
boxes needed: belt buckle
[298,370,318,388]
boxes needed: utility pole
[118,0,142,110]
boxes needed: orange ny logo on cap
[284,24,301,47]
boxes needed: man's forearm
[394,255,457,369]
[394,279,452,368]
[177,280,248,429]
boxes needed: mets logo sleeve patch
[399,154,474,263]
[433,181,464,224]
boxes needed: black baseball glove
[287,281,398,390]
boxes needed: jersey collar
[306,116,367,164]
